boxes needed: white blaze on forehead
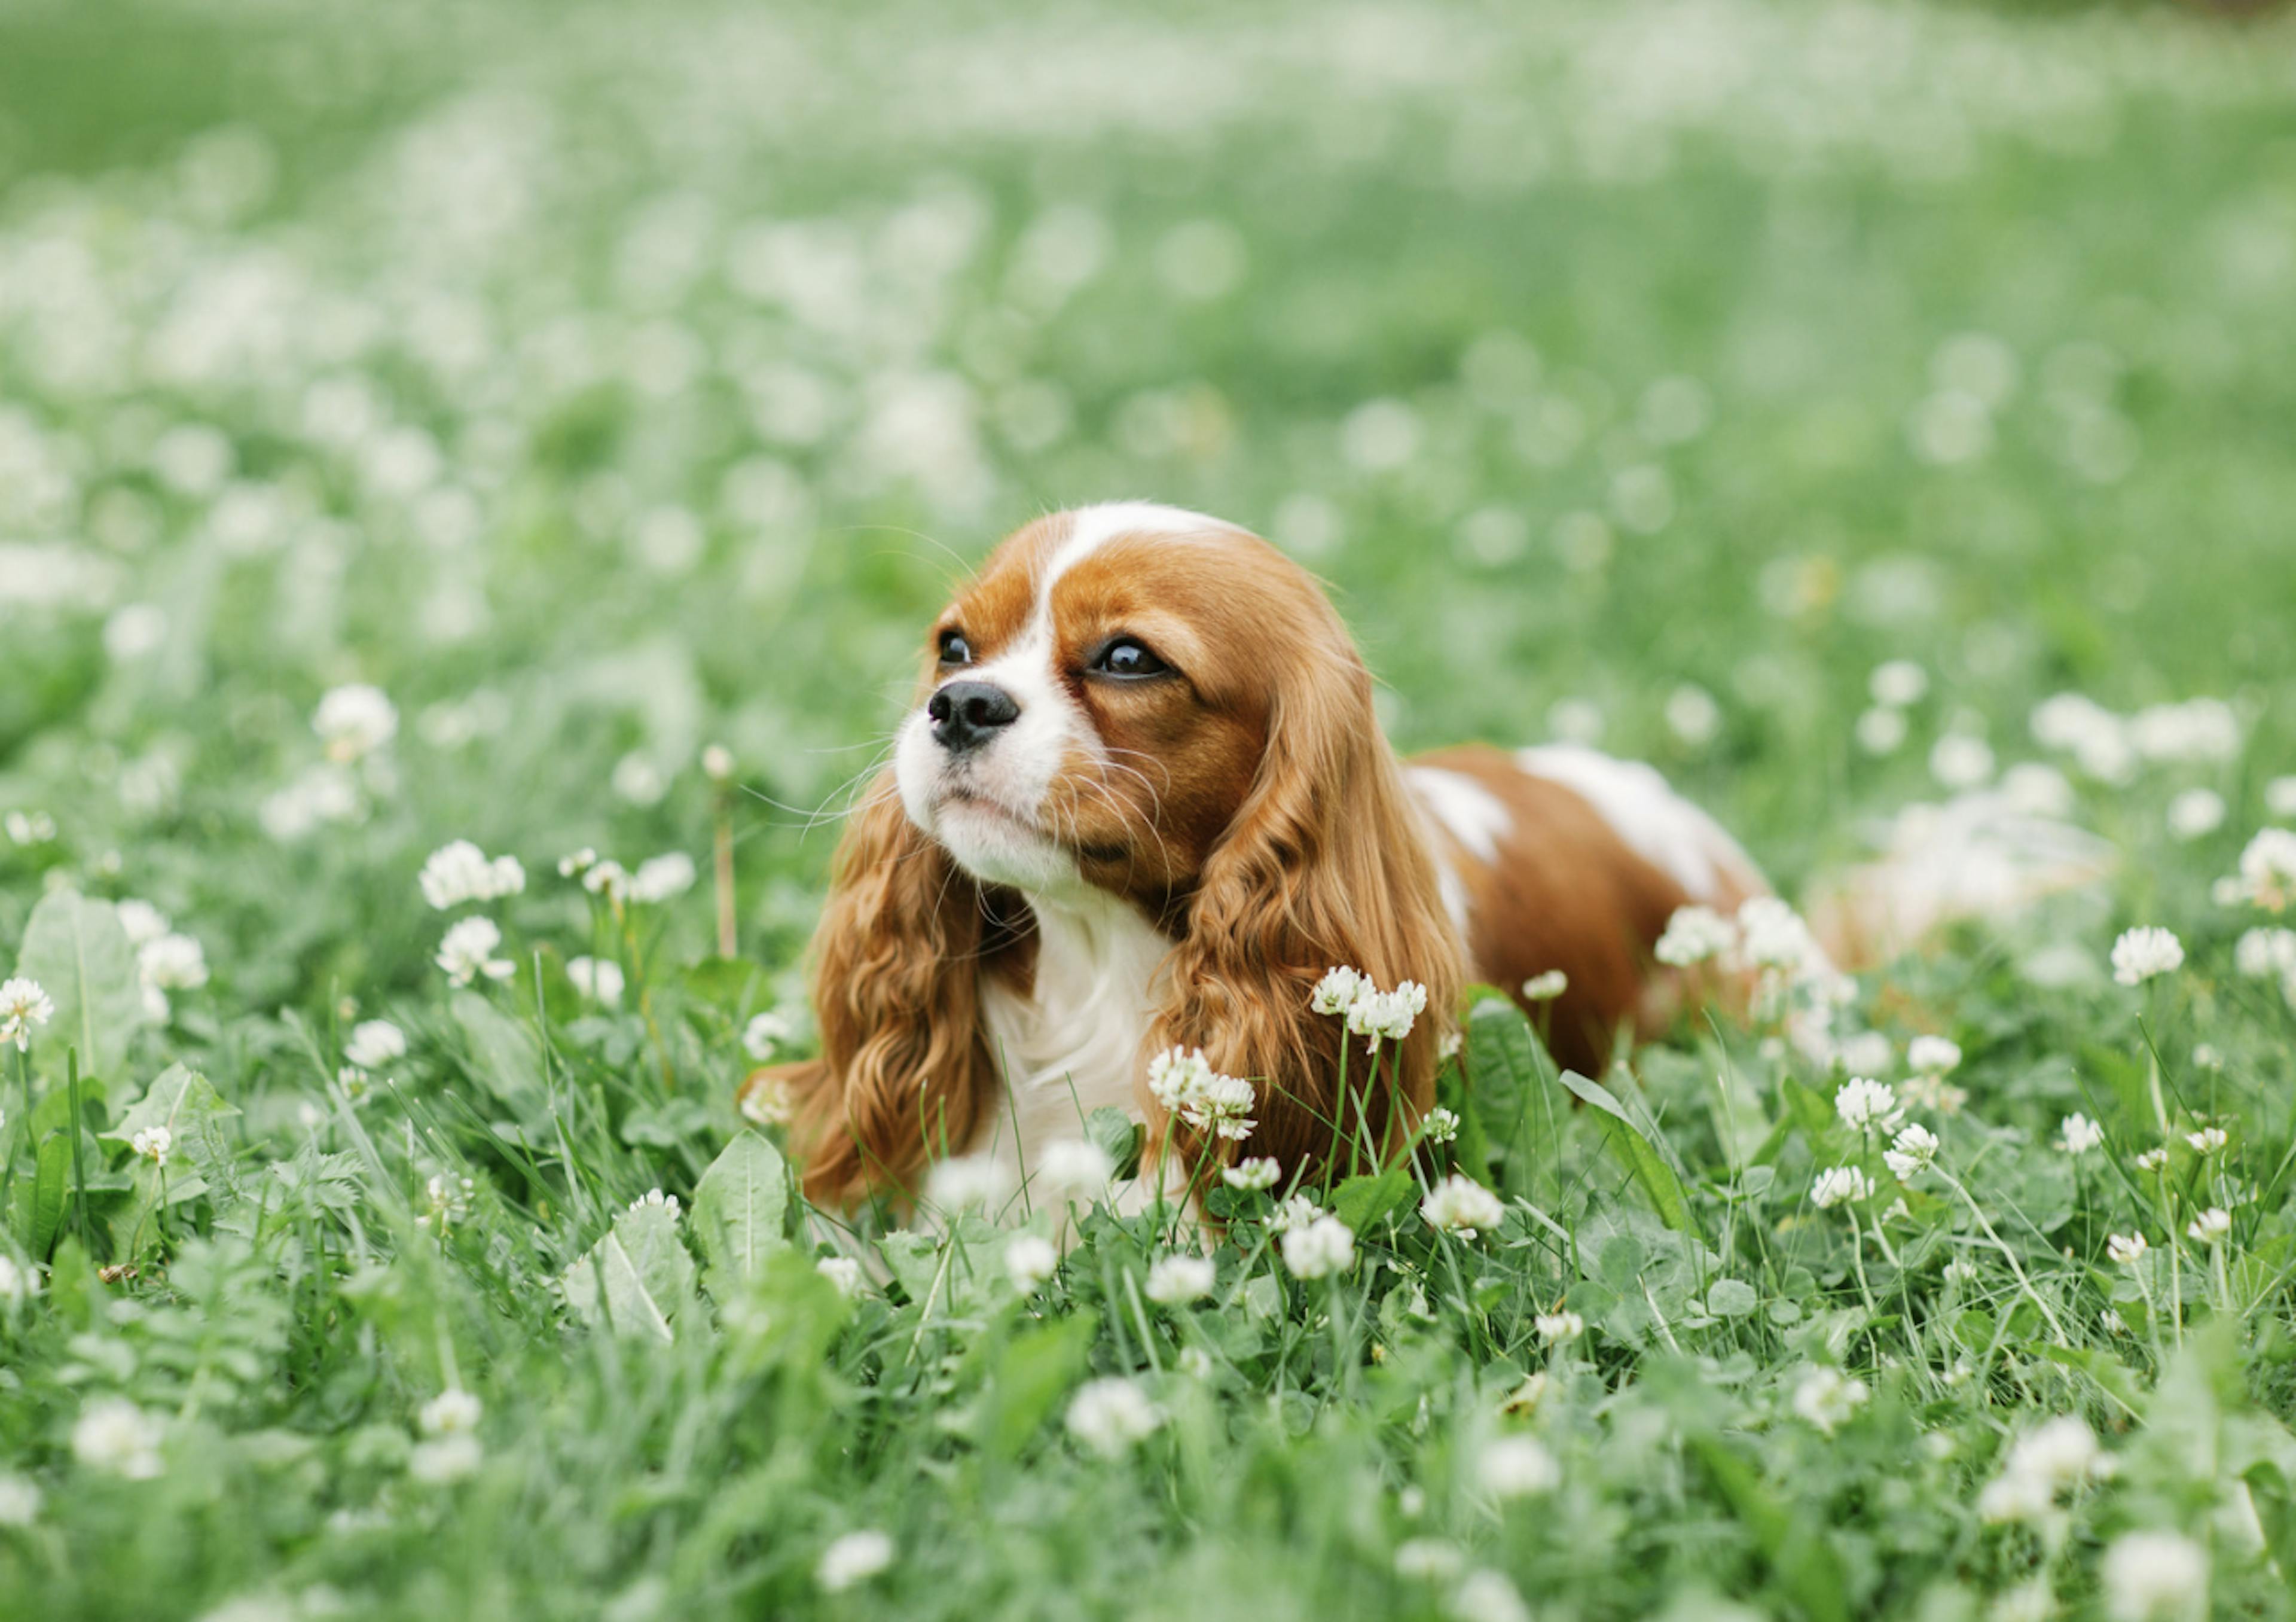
[1406,767,1514,864]
[1033,502,1239,612]
[1516,744,1758,902]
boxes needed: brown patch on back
[1409,745,1759,1075]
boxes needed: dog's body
[749,503,1796,1211]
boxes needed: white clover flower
[130,1125,173,1166]
[2166,789,2226,843]
[1534,1309,1584,1344]
[1439,1030,1464,1061]
[1145,1047,1256,1141]
[1421,1175,1505,1240]
[2135,1146,2170,1173]
[73,1398,164,1479]
[1005,1233,1058,1294]
[1883,1122,1940,1181]
[1907,1034,1963,1076]
[1145,1254,1216,1305]
[1422,1106,1461,1145]
[2235,828,2296,913]
[1929,733,1996,791]
[408,1434,483,1485]
[2233,928,2296,980]
[816,1530,894,1593]
[435,917,513,986]
[1980,1415,2105,1522]
[0,1473,39,1528]
[1065,1377,1161,1456]
[1177,1346,1213,1379]
[2107,1232,2149,1266]
[1347,980,1429,1048]
[1856,706,1909,755]
[1870,659,1929,708]
[1037,1137,1113,1194]
[416,1172,475,1232]
[701,744,735,782]
[1222,1157,1282,1192]
[1901,1072,1968,1115]
[1834,1077,1903,1133]
[2185,1126,2228,1155]
[1310,965,1366,1014]
[1791,1367,1868,1434]
[344,1019,407,1070]
[1281,1215,1357,1279]
[1519,969,1568,1001]
[2187,1207,2231,1244]
[1394,1538,1465,1581]
[0,1254,31,1306]
[1654,904,1736,967]
[581,860,631,901]
[2059,1113,2105,1156]
[628,1188,681,1219]
[1837,1031,1894,1077]
[313,683,397,763]
[557,847,598,878]
[417,840,526,910]
[135,933,207,996]
[1451,1569,1533,1622]
[566,956,625,1005]
[816,1256,866,1298]
[738,1076,792,1127]
[2111,927,2185,987]
[1810,1166,1874,1209]
[1735,896,1822,974]
[924,1154,1010,1213]
[628,853,697,904]
[2101,1530,2206,1621]
[2270,778,2296,820]
[1267,1194,1324,1234]
[741,1010,792,1060]
[0,977,54,1051]
[114,898,171,946]
[418,1389,482,1437]
[1476,1435,1561,1498]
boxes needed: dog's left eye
[937,629,972,666]
[1091,636,1169,679]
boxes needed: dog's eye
[937,629,972,666]
[1091,636,1169,679]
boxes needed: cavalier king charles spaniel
[744,501,1809,1214]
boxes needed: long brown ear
[1152,644,1462,1192]
[781,773,1003,1206]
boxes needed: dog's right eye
[937,629,972,666]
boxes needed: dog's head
[781,504,1460,1204]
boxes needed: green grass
[4,1,2296,1617]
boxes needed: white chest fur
[972,888,1170,1213]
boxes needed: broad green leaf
[14,889,145,1086]
[29,1130,72,1259]
[692,1130,790,1298]
[1560,1069,1696,1236]
[563,1200,697,1340]
[103,1064,242,1202]
[452,989,547,1114]
[1085,1107,1143,1182]
[1331,1167,1413,1232]
[985,1313,1096,1459]
[1707,1278,1760,1318]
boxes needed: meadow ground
[4,1,2296,1617]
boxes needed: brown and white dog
[747,502,1805,1213]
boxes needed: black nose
[927,680,1019,753]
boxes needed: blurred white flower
[1884,1122,1940,1181]
[139,932,208,990]
[1145,1254,1215,1304]
[114,898,171,946]
[2166,789,2225,843]
[2185,1126,2227,1155]
[436,917,513,986]
[2100,1530,2206,1622]
[1421,1175,1505,1240]
[1037,1138,1113,1194]
[408,1434,483,1485]
[1980,1414,2105,1522]
[1855,706,1909,756]
[1065,1377,1161,1456]
[1837,1031,1893,1077]
[1534,1309,1584,1344]
[1834,1077,1903,1132]
[1929,733,1995,790]
[1004,1233,1057,1294]
[924,1154,1009,1212]
[2268,778,2296,819]
[2129,699,2239,765]
[2058,1114,2105,1155]
[416,1172,475,1232]
[0,1254,31,1306]
[419,840,526,908]
[1519,969,1567,1001]
[1476,1435,1561,1498]
[313,684,397,763]
[1222,1157,1281,1192]
[1281,1215,1357,1279]
[1906,1035,1962,1076]
[418,1389,481,1437]
[2108,1232,2148,1266]
[2233,928,2296,980]
[739,1076,792,1127]
[2230,828,2296,913]
[131,1125,173,1165]
[2111,927,2184,986]
[1422,1106,1461,1145]
[1791,1367,1867,1434]
[1810,1166,1873,1209]
[741,1010,792,1060]
[566,956,624,1005]
[1146,1046,1256,1141]
[344,1019,407,1070]
[2134,1146,2170,1173]
[628,852,696,903]
[1654,905,1736,967]
[816,1530,894,1593]
[0,977,56,1051]
[628,1188,680,1219]
[1450,1569,1532,1622]
[1665,684,1721,747]
[1870,660,1929,708]
[1394,1538,1465,1581]
[2187,1207,2231,1243]
[73,1398,164,1478]
[0,1472,39,1527]
[816,1256,865,1298]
